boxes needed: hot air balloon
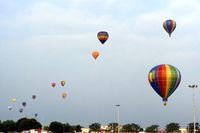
[51,82,56,88]
[34,113,38,117]
[32,95,36,100]
[22,102,26,107]
[19,108,23,113]
[61,81,65,86]
[148,64,181,106]
[163,19,176,37]
[92,51,99,60]
[11,98,16,103]
[8,106,12,111]
[97,31,109,44]
[61,92,67,99]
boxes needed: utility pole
[189,84,198,133]
[116,104,120,133]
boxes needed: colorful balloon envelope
[51,82,56,88]
[148,64,181,106]
[61,92,67,99]
[97,31,109,44]
[61,81,65,86]
[163,19,176,37]
[32,95,36,100]
[92,51,99,60]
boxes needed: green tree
[187,123,200,133]
[49,121,63,133]
[73,125,82,132]
[63,123,73,132]
[108,123,118,132]
[122,124,132,132]
[145,125,159,133]
[131,123,141,132]
[89,123,101,132]
[1,120,16,132]
[166,122,180,132]
[121,123,141,132]
[17,118,41,132]
[43,125,49,131]
[0,120,2,132]
[16,117,27,132]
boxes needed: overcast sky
[0,0,200,129]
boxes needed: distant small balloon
[19,108,23,113]
[8,106,12,111]
[97,31,109,44]
[51,82,56,88]
[11,98,16,103]
[32,95,36,100]
[61,92,67,99]
[163,19,176,37]
[61,81,65,86]
[34,113,38,117]
[22,102,26,107]
[92,51,99,60]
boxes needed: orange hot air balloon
[92,51,99,60]
[61,81,65,86]
[51,82,56,88]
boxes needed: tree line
[0,118,81,133]
[89,122,200,133]
[0,118,199,133]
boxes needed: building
[179,128,188,133]
[81,127,90,133]
[21,129,48,133]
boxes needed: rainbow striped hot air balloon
[148,64,181,106]
[163,19,176,37]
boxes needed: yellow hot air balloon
[11,98,16,103]
[92,51,99,60]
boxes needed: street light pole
[189,85,198,133]
[116,104,120,133]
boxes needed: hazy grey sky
[0,0,200,129]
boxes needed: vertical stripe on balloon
[158,65,166,98]
[165,64,171,98]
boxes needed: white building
[179,128,188,133]
[81,127,90,133]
